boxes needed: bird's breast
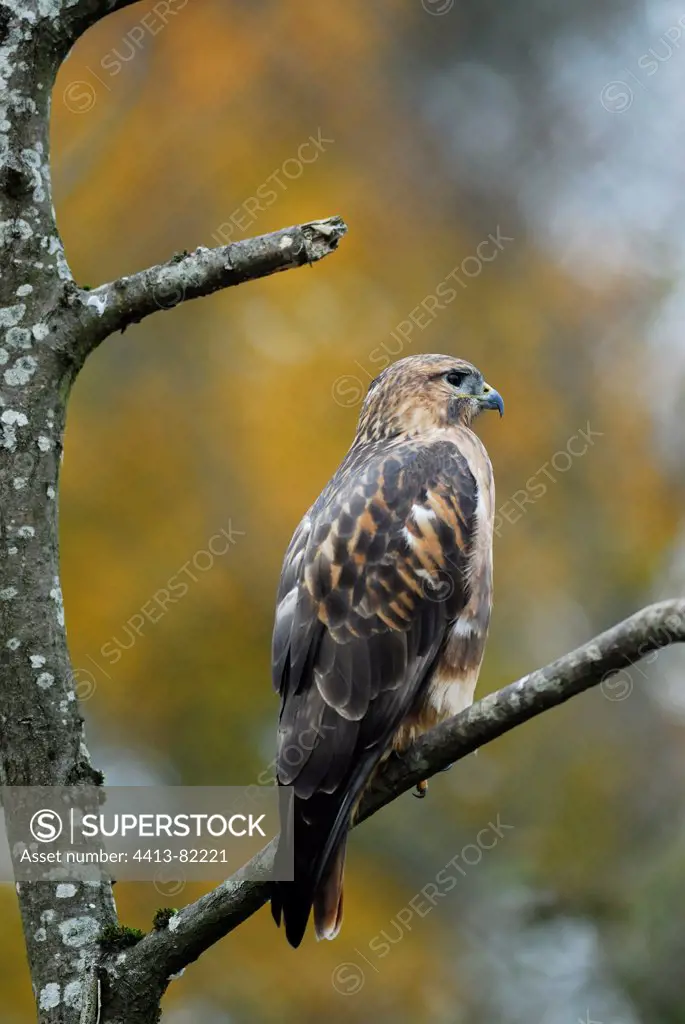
[392,428,495,753]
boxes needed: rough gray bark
[0,6,117,1023]
[0,3,345,1021]
[0,1,683,1022]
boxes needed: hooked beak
[479,382,504,417]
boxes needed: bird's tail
[271,793,351,948]
[313,833,347,941]
[272,742,389,947]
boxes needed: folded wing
[271,437,478,946]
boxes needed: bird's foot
[413,779,428,799]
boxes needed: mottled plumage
[270,354,503,947]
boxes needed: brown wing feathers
[270,439,478,947]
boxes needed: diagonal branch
[359,596,685,820]
[61,216,348,363]
[105,598,685,1016]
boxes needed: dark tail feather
[272,749,384,947]
[271,795,350,948]
[313,833,346,941]
[271,876,314,949]
[271,827,347,948]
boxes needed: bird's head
[356,354,504,441]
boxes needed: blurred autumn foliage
[3,1,685,1021]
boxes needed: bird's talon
[414,779,428,798]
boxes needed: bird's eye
[445,370,469,389]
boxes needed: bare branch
[359,597,685,821]
[61,217,348,363]
[101,843,279,1021]
[108,598,685,1013]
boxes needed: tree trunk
[0,17,118,1021]
[0,4,345,1020]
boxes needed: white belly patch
[426,670,479,721]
